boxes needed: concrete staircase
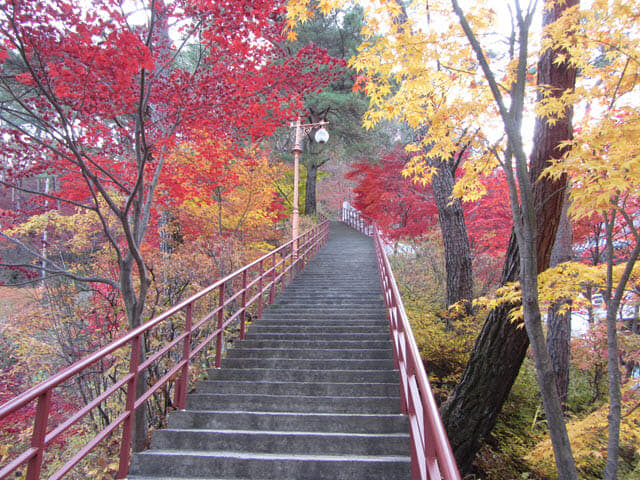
[128,222,411,479]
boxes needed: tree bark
[304,160,318,215]
[547,299,571,407]
[431,159,473,314]
[441,0,578,474]
[440,234,529,473]
[601,212,640,480]
[547,196,573,409]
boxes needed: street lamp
[290,117,329,255]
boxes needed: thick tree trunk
[547,197,573,408]
[431,160,473,313]
[440,1,578,473]
[304,160,318,215]
[547,301,571,407]
[440,236,528,472]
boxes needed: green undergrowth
[525,384,640,480]
[403,299,480,402]
[388,243,478,401]
[474,360,547,479]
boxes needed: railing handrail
[0,220,330,480]
[340,206,461,480]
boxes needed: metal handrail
[340,206,461,480]
[0,221,330,480]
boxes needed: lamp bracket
[290,118,329,153]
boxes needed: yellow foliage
[475,262,605,323]
[405,300,480,399]
[6,194,123,258]
[177,149,285,242]
[542,0,640,222]
[526,386,640,479]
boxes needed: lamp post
[290,117,329,256]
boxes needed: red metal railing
[0,221,330,480]
[341,206,461,480]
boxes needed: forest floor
[0,287,35,324]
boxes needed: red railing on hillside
[341,206,461,480]
[0,221,330,480]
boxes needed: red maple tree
[0,0,343,329]
[346,146,439,240]
[346,146,512,260]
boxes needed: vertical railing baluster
[117,334,142,479]
[269,253,276,305]
[175,303,193,410]
[215,283,225,368]
[258,259,264,319]
[26,389,51,480]
[240,270,248,340]
[281,250,286,290]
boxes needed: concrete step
[243,332,390,342]
[245,325,387,335]
[220,357,396,370]
[263,306,385,314]
[206,368,400,384]
[150,429,410,456]
[167,410,408,434]
[196,380,400,397]
[273,293,383,300]
[278,288,382,295]
[280,287,382,293]
[129,450,411,479]
[226,348,393,360]
[273,299,385,306]
[185,393,401,414]
[233,339,392,350]
[252,317,388,326]
[258,313,387,321]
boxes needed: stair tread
[160,428,410,438]
[174,409,405,418]
[136,450,410,462]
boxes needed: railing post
[280,251,287,291]
[117,334,142,479]
[289,242,296,284]
[215,283,225,368]
[269,253,276,305]
[300,232,307,270]
[258,259,264,319]
[240,270,248,340]
[175,303,193,410]
[296,233,305,275]
[25,390,51,480]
